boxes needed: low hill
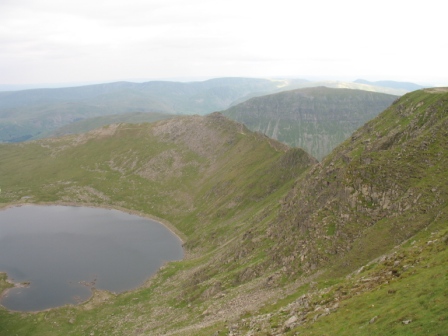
[223,87,397,160]
[0,88,447,335]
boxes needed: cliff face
[223,87,398,160]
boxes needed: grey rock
[284,315,298,329]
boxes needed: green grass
[290,228,448,336]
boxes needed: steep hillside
[0,88,447,335]
[223,87,397,160]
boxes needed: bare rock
[284,315,298,330]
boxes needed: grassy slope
[0,89,447,335]
[226,222,448,335]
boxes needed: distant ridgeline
[0,77,414,145]
[354,78,425,91]
[0,78,306,142]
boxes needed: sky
[1,0,447,86]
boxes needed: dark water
[0,205,183,312]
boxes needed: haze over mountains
[354,79,425,92]
[0,77,412,144]
[0,77,299,142]
[0,87,447,335]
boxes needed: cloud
[0,0,447,85]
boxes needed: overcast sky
[1,0,447,86]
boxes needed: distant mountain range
[354,78,425,91]
[0,77,421,143]
[0,78,305,142]
[223,87,398,160]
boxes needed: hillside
[223,87,397,160]
[0,88,447,335]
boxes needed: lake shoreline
[0,202,186,313]
[0,275,32,312]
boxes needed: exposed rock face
[223,87,398,160]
